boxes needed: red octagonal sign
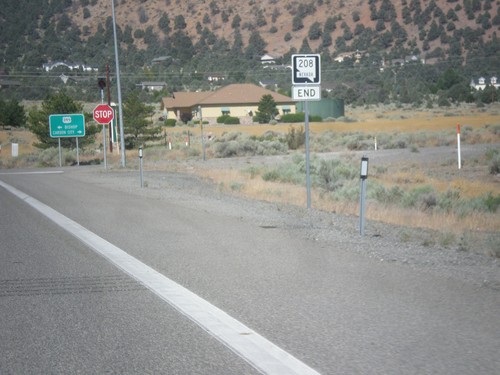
[93,104,114,124]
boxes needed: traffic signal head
[98,77,106,90]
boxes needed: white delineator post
[457,124,461,170]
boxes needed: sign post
[93,104,115,169]
[292,54,321,209]
[49,114,86,166]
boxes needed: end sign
[292,54,321,85]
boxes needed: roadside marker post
[457,124,461,170]
[139,146,144,188]
[359,156,369,236]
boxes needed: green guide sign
[49,114,85,138]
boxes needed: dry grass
[2,104,499,240]
[195,166,500,233]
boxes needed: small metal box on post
[139,146,144,188]
[359,156,369,236]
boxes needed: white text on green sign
[49,114,86,138]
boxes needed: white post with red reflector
[457,124,461,170]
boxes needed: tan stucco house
[161,83,296,124]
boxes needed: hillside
[67,0,498,57]
[0,0,498,104]
[0,0,498,66]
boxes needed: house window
[282,105,291,114]
[221,107,230,115]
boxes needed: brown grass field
[1,104,499,254]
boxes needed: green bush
[217,115,231,124]
[165,119,176,127]
[224,116,240,125]
[281,113,305,122]
[281,113,322,123]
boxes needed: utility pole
[106,64,113,153]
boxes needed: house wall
[201,104,296,124]
[164,104,296,124]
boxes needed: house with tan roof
[161,83,295,124]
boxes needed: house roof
[162,84,294,109]
[200,84,293,105]
[162,91,213,109]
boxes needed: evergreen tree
[308,22,322,40]
[123,92,159,149]
[245,31,267,60]
[158,13,171,34]
[255,95,278,124]
[0,100,26,129]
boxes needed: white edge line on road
[0,180,321,375]
[0,170,64,175]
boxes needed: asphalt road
[0,168,499,374]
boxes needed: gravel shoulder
[66,149,500,292]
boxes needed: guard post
[359,156,369,236]
[139,146,144,188]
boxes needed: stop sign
[93,104,114,124]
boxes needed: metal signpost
[291,54,321,209]
[49,114,86,167]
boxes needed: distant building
[334,50,365,64]
[206,73,226,83]
[161,83,295,124]
[260,54,277,64]
[42,61,97,72]
[258,79,277,89]
[470,76,499,90]
[136,82,167,91]
[151,56,171,64]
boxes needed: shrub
[280,113,322,123]
[317,159,356,191]
[370,185,405,204]
[286,126,305,150]
[224,116,240,124]
[489,154,500,175]
[217,115,231,124]
[484,193,500,212]
[212,132,287,158]
[165,119,176,127]
[281,113,305,123]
